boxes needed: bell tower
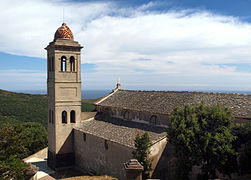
[45,23,83,169]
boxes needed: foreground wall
[74,129,133,179]
[150,138,168,177]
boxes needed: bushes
[0,123,47,179]
[0,122,47,159]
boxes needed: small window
[70,56,75,72]
[83,133,86,141]
[49,110,51,123]
[51,56,54,71]
[62,111,67,124]
[70,110,75,123]
[48,58,51,72]
[105,140,108,150]
[51,110,54,124]
[61,56,67,72]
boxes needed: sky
[0,0,251,92]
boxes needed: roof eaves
[94,89,119,105]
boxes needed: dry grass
[60,175,118,180]
[49,168,117,180]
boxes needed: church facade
[46,23,251,179]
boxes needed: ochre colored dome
[54,23,74,40]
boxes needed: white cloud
[0,0,251,90]
[0,69,46,90]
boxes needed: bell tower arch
[45,23,83,169]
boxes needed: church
[45,23,251,179]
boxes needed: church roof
[95,89,251,119]
[54,23,74,40]
[74,117,166,148]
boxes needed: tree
[0,123,27,160]
[232,123,251,174]
[167,103,237,179]
[19,122,48,156]
[133,133,152,179]
[0,155,29,180]
[167,104,201,180]
[0,123,47,179]
[0,122,48,159]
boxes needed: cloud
[0,69,46,90]
[0,0,251,90]
[0,0,111,57]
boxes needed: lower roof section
[74,116,167,148]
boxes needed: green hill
[0,89,48,127]
[0,89,98,127]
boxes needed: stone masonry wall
[74,129,133,179]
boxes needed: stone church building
[45,23,251,179]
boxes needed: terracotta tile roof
[74,117,167,148]
[54,23,74,40]
[96,90,251,119]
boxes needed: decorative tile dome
[54,23,74,40]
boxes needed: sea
[13,89,251,99]
[15,90,112,99]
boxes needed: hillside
[0,89,98,127]
[0,89,48,127]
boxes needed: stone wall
[96,105,169,128]
[74,128,170,179]
[150,138,168,176]
[74,129,133,179]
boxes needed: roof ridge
[119,89,250,96]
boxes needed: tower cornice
[45,39,83,50]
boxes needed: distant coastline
[12,89,251,99]
[13,90,112,99]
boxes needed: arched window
[48,58,51,72]
[105,140,108,150]
[62,111,67,124]
[123,110,130,120]
[51,56,54,71]
[61,56,67,72]
[49,110,51,123]
[51,110,54,124]
[104,108,111,116]
[150,115,158,125]
[83,133,86,141]
[70,110,75,123]
[70,56,75,72]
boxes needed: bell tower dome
[45,23,83,169]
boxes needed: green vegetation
[0,89,99,180]
[82,99,98,112]
[232,123,251,175]
[133,133,152,179]
[167,103,237,180]
[0,122,47,180]
[0,89,99,127]
[0,89,47,127]
[0,155,30,180]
